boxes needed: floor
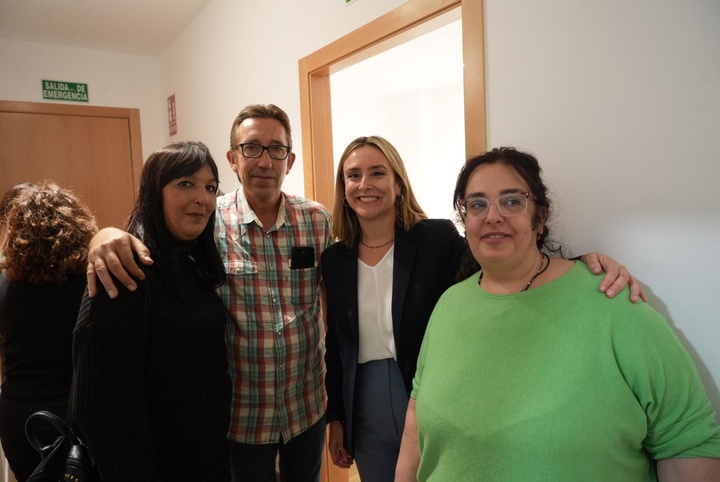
[348,465,361,482]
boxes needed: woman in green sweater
[395,147,720,481]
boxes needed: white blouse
[357,246,396,364]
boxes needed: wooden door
[0,100,143,228]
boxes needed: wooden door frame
[0,100,144,191]
[298,2,486,481]
[298,0,486,210]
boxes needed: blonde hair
[332,136,426,247]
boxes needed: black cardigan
[72,252,231,481]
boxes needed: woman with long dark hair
[73,141,231,481]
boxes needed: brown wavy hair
[0,182,34,250]
[0,180,98,284]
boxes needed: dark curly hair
[0,182,34,222]
[0,180,98,284]
[0,182,34,250]
[452,147,562,281]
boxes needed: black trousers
[228,415,326,482]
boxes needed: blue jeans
[228,416,325,482]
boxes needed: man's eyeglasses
[457,192,535,219]
[233,143,291,161]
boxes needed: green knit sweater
[412,262,720,481]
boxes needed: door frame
[298,0,486,209]
[297,3,486,481]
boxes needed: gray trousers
[353,358,409,482]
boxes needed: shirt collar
[235,189,289,231]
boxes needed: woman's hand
[580,253,647,303]
[328,421,353,469]
[86,227,153,298]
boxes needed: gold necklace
[478,253,550,292]
[360,238,395,249]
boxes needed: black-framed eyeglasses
[457,192,535,219]
[233,143,291,160]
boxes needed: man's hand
[87,228,153,298]
[581,253,647,303]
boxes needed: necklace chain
[478,253,550,292]
[360,238,395,249]
[522,253,550,291]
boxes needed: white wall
[484,0,720,413]
[158,0,407,196]
[0,38,165,160]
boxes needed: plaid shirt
[216,189,332,444]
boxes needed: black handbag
[24,410,100,482]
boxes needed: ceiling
[0,0,460,97]
[0,0,213,56]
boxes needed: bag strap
[25,410,79,454]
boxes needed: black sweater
[72,251,231,481]
[0,273,85,399]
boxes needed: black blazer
[321,219,467,455]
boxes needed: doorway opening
[298,0,486,211]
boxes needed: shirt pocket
[288,266,319,308]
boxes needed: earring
[395,194,404,205]
[343,197,350,207]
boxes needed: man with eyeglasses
[85,104,332,482]
[220,104,331,481]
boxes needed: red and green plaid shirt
[216,189,332,444]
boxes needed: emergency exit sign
[42,80,89,103]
